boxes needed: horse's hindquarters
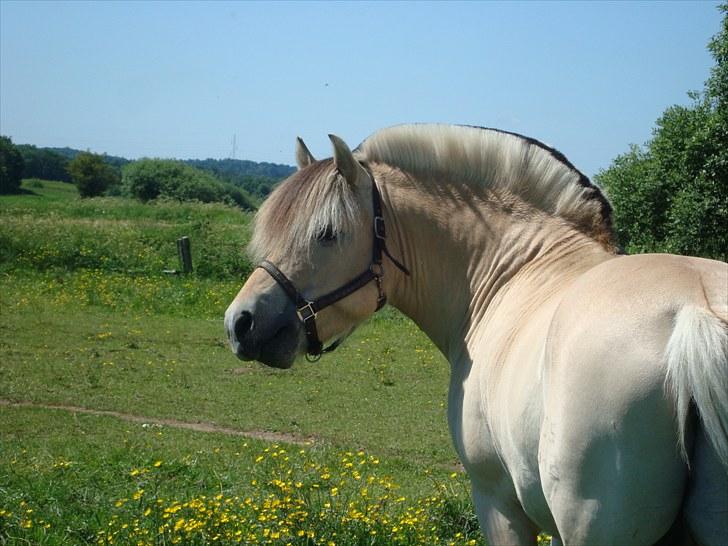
[537,255,722,545]
[540,376,687,545]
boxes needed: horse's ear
[329,134,358,185]
[295,137,315,169]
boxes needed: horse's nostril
[234,311,254,341]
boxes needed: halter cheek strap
[256,179,409,361]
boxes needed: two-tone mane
[251,124,617,263]
[356,124,616,250]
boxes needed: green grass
[0,408,480,545]
[0,180,485,545]
[0,270,453,469]
[0,180,254,278]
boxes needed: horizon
[1,1,722,178]
[13,142,297,169]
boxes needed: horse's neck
[378,173,614,362]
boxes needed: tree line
[0,142,294,203]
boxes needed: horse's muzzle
[225,304,300,369]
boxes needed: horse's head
[224,135,386,368]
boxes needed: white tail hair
[665,305,728,469]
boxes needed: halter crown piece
[257,170,410,361]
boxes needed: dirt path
[0,398,314,445]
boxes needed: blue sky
[0,1,722,177]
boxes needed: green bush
[67,152,120,198]
[122,159,255,210]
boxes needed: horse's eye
[316,225,337,243]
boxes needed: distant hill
[45,146,131,170]
[184,158,294,199]
[17,144,294,199]
[185,158,294,180]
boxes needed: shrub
[67,152,120,198]
[122,159,255,210]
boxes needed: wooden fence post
[177,236,193,274]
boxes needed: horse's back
[539,253,727,546]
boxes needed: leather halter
[257,173,409,361]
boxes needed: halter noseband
[257,174,409,361]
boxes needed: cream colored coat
[226,125,728,546]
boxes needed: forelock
[248,159,363,263]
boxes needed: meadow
[0,180,494,545]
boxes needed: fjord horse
[225,125,727,545]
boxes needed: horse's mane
[250,124,617,263]
[356,124,616,249]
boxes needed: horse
[224,124,728,546]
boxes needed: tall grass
[0,180,255,279]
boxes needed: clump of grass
[25,178,45,189]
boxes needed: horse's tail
[665,305,728,469]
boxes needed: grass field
[0,180,488,545]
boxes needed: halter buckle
[374,216,385,239]
[297,302,317,323]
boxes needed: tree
[0,136,25,194]
[67,152,120,198]
[596,4,728,260]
